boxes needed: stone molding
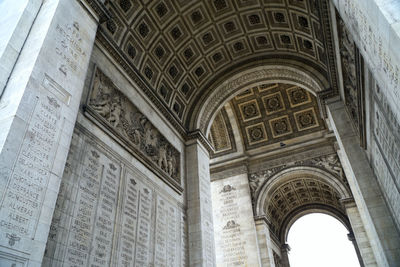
[185,129,214,154]
[254,164,351,216]
[95,28,188,137]
[210,163,248,181]
[80,0,111,23]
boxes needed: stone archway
[188,62,330,134]
[253,166,362,267]
[255,166,351,237]
[255,166,351,216]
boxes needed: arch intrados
[280,204,351,243]
[255,166,351,216]
[191,62,329,134]
[204,78,317,137]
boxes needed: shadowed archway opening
[287,213,361,267]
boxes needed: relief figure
[88,67,181,183]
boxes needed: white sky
[287,213,361,267]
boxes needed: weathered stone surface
[86,67,182,192]
[43,125,187,267]
[0,1,399,266]
[186,141,216,267]
[0,0,97,265]
[211,174,261,267]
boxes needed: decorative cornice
[254,215,271,225]
[317,87,337,101]
[81,0,111,23]
[185,130,214,153]
[319,0,340,98]
[339,197,356,208]
[210,162,248,181]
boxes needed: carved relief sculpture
[337,15,365,145]
[86,67,181,190]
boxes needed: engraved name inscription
[55,22,87,76]
[217,185,247,266]
[0,94,62,245]
[44,128,186,266]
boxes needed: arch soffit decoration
[191,63,330,135]
[255,166,351,215]
[254,166,352,241]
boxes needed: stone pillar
[255,217,276,267]
[347,233,366,267]
[280,244,291,267]
[331,0,400,123]
[0,0,97,266]
[341,198,376,267]
[185,137,216,267]
[211,172,262,266]
[0,0,42,96]
[327,99,400,266]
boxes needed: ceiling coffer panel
[231,83,325,151]
[99,0,333,125]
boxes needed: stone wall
[211,173,261,266]
[0,0,97,265]
[42,41,188,266]
[43,125,187,267]
[371,83,400,230]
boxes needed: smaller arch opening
[287,213,361,267]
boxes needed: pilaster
[254,217,276,267]
[327,99,400,266]
[185,139,216,267]
[211,171,262,266]
[341,198,376,267]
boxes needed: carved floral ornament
[85,67,182,191]
[194,65,328,134]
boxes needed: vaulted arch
[190,62,330,134]
[255,166,352,241]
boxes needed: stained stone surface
[43,126,187,267]
[328,100,400,266]
[371,87,400,230]
[211,173,261,267]
[86,67,182,191]
[0,0,399,267]
[333,0,400,124]
[0,0,96,265]
[186,141,216,267]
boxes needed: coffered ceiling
[208,83,326,155]
[266,177,343,236]
[98,0,337,130]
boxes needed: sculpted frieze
[337,15,365,146]
[86,67,181,191]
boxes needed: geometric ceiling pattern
[230,83,325,151]
[266,177,343,236]
[100,0,332,125]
